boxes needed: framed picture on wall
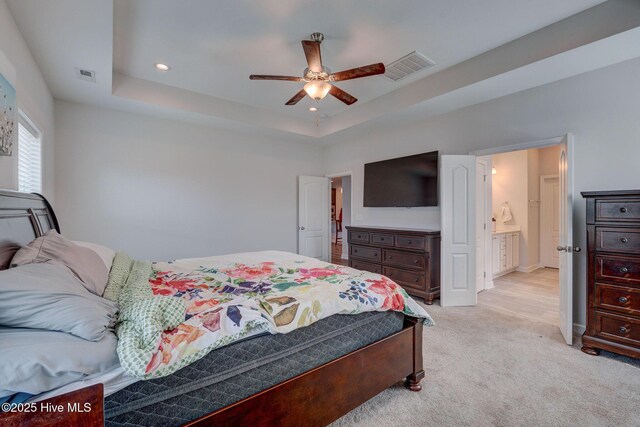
[0,71,16,156]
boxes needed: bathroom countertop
[493,226,521,235]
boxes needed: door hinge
[484,174,487,182]
[484,271,486,278]
[484,223,486,230]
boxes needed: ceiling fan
[249,33,385,106]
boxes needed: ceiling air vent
[75,68,96,83]
[383,51,435,82]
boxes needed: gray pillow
[0,262,118,341]
[11,230,109,296]
[0,327,119,397]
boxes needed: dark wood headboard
[0,189,60,270]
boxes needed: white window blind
[17,113,42,193]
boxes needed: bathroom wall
[491,150,532,270]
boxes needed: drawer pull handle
[414,260,419,264]
[619,296,629,304]
[357,235,362,238]
[373,253,378,257]
[620,267,629,274]
[620,207,628,213]
[354,250,358,253]
[620,237,629,243]
[618,326,628,334]
[388,256,393,259]
[408,240,412,244]
[414,278,419,282]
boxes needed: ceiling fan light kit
[304,80,331,101]
[249,32,385,106]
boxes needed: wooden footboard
[0,384,103,427]
[0,318,423,427]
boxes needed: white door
[476,159,487,292]
[298,176,330,261]
[441,155,477,307]
[540,176,560,268]
[558,135,575,345]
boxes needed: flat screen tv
[363,151,438,207]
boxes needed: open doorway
[467,135,575,345]
[329,174,351,266]
[476,145,561,327]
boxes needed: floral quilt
[114,251,433,379]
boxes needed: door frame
[471,134,575,337]
[326,171,354,261]
[540,174,560,268]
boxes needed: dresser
[581,190,640,359]
[346,226,441,304]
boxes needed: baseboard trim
[516,264,541,273]
[573,323,586,335]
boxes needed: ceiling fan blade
[330,63,385,82]
[302,40,323,73]
[285,89,307,105]
[250,75,304,81]
[329,85,357,105]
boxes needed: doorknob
[556,245,567,252]
[299,226,305,231]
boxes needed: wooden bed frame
[0,189,425,427]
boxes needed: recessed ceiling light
[309,107,318,112]
[155,63,171,71]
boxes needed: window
[17,112,42,193]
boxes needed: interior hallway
[331,242,347,266]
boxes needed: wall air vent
[75,68,96,83]
[383,51,435,82]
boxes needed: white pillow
[73,241,116,271]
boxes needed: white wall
[0,0,55,198]
[54,100,322,261]
[324,57,640,327]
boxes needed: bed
[0,190,428,427]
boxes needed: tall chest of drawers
[346,226,441,304]
[581,190,640,359]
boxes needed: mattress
[105,310,406,427]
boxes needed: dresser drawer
[383,266,425,292]
[349,259,381,275]
[371,233,394,246]
[596,199,640,222]
[348,230,370,244]
[595,227,640,255]
[349,244,381,262]
[395,235,426,251]
[595,255,640,286]
[594,311,640,348]
[595,283,640,316]
[383,249,426,270]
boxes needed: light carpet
[331,302,640,427]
